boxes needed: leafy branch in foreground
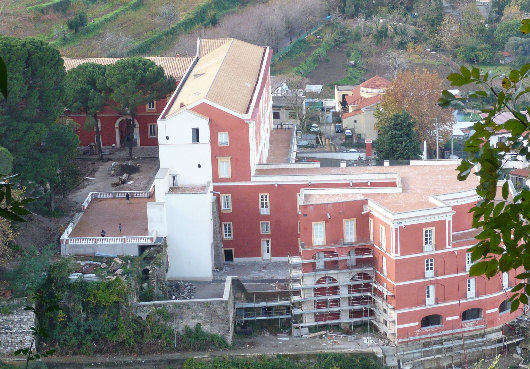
[439,37,530,311]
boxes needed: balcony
[423,243,435,252]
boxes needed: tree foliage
[376,68,453,157]
[439,41,530,311]
[495,19,527,47]
[64,63,108,160]
[106,57,175,158]
[66,12,87,33]
[0,36,79,211]
[375,111,421,160]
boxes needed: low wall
[0,300,34,354]
[61,242,140,257]
[133,277,236,344]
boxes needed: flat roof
[267,129,292,163]
[69,198,152,238]
[268,165,479,213]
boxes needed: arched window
[499,300,510,314]
[462,308,482,321]
[421,314,442,328]
[314,276,340,322]
[313,251,339,271]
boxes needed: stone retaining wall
[133,277,236,344]
[0,299,34,354]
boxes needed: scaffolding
[288,245,396,336]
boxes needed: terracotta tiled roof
[63,56,193,81]
[343,94,382,118]
[166,38,266,117]
[360,75,391,89]
[510,168,529,177]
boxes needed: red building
[63,56,193,148]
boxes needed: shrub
[67,12,88,33]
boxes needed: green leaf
[502,181,509,200]
[0,207,26,222]
[520,294,528,305]
[509,70,520,83]
[511,298,521,312]
[0,56,7,99]
[471,67,480,79]
[512,283,525,292]
[469,261,488,276]
[515,272,530,279]
[447,73,468,86]
[521,19,530,35]
[502,77,511,89]
[505,119,526,136]
[493,201,504,217]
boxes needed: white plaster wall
[158,110,212,186]
[165,191,214,281]
[154,168,169,202]
[147,202,167,237]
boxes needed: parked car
[335,123,343,133]
[344,129,353,137]
[309,124,320,133]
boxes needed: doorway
[261,239,271,260]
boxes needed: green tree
[0,36,78,211]
[375,111,421,160]
[66,12,87,33]
[438,20,530,311]
[495,19,526,47]
[488,0,511,23]
[106,57,175,159]
[505,36,530,66]
[456,38,494,64]
[64,63,108,160]
[0,146,13,175]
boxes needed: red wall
[68,97,168,147]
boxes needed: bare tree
[158,3,180,30]
[383,50,409,79]
[102,32,134,57]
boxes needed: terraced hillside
[0,0,246,57]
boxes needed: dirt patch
[306,46,349,88]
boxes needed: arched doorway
[314,276,340,322]
[115,117,140,148]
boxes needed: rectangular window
[380,225,386,250]
[221,194,232,212]
[466,252,472,272]
[148,124,157,138]
[426,285,435,306]
[273,111,280,119]
[369,218,373,242]
[312,222,325,246]
[218,157,231,178]
[192,128,200,143]
[502,272,509,289]
[425,258,434,278]
[260,221,270,234]
[147,101,156,111]
[218,132,229,146]
[288,111,297,120]
[259,193,270,215]
[344,219,356,243]
[222,222,233,240]
[423,228,434,252]
[467,278,475,299]
[382,256,387,276]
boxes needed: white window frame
[220,194,232,212]
[466,252,473,272]
[147,101,156,111]
[380,225,386,250]
[423,227,434,252]
[426,285,435,306]
[502,272,509,290]
[260,221,270,234]
[218,132,229,146]
[148,123,157,138]
[425,258,434,278]
[369,218,373,242]
[312,222,325,246]
[259,193,270,215]
[192,127,200,143]
[261,239,271,260]
[343,218,356,243]
[218,157,231,178]
[382,256,387,276]
[222,222,233,240]
[467,278,475,299]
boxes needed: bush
[6,245,55,297]
[457,38,494,64]
[67,13,88,33]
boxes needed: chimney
[180,102,185,108]
[365,139,372,157]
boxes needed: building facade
[63,56,193,148]
[146,38,522,341]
